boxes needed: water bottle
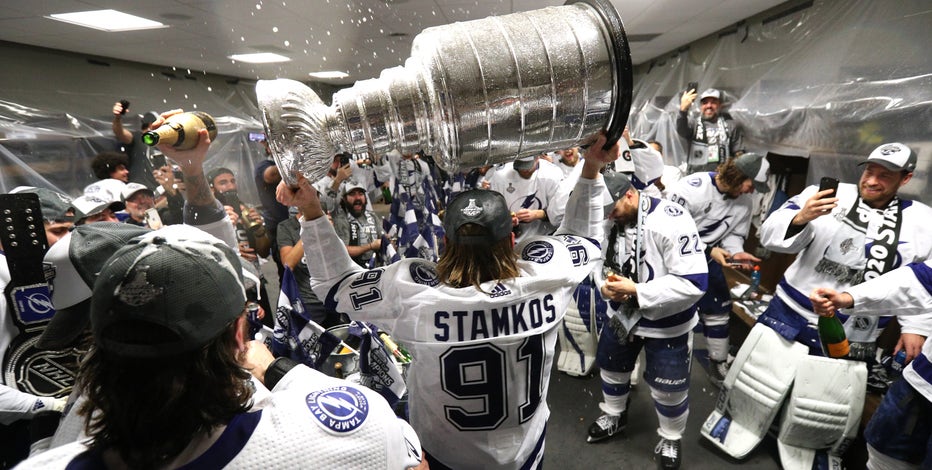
[142,111,217,150]
[817,311,850,358]
[742,265,762,300]
[885,350,907,378]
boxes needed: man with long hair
[277,133,618,470]
[666,152,770,385]
[16,226,424,469]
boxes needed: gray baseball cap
[90,225,246,358]
[513,156,537,171]
[37,223,152,350]
[8,186,75,223]
[734,153,771,193]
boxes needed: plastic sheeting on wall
[628,0,930,202]
[0,42,271,205]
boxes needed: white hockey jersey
[844,260,932,403]
[599,196,708,338]
[667,172,753,254]
[486,159,566,242]
[759,183,932,337]
[15,365,422,469]
[300,177,606,470]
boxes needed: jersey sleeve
[301,216,367,298]
[846,261,932,335]
[758,184,821,253]
[553,174,606,242]
[719,197,752,255]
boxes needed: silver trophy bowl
[258,0,632,186]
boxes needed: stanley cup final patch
[306,386,370,434]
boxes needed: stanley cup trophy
[258,0,632,186]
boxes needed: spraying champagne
[142,111,217,150]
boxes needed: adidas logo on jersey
[489,282,511,298]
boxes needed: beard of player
[78,320,252,470]
[436,223,519,291]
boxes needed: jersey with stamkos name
[300,177,605,470]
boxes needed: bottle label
[825,340,850,358]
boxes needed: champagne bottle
[818,311,850,358]
[142,111,217,150]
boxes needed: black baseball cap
[444,189,512,245]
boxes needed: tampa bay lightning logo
[687,177,702,187]
[522,240,554,263]
[12,284,56,324]
[306,386,370,434]
[664,205,683,216]
[410,261,439,286]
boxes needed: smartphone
[172,165,184,183]
[149,152,167,169]
[687,81,699,93]
[339,153,351,166]
[818,176,839,198]
[145,207,163,230]
[119,99,130,115]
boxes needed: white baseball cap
[859,143,916,173]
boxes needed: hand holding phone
[149,153,167,169]
[687,81,699,93]
[145,208,163,230]
[818,176,839,198]
[119,99,130,115]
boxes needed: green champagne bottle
[142,111,217,150]
[818,311,849,358]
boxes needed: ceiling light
[229,53,291,64]
[308,71,349,79]
[47,9,167,32]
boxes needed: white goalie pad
[776,355,867,470]
[557,298,598,376]
[700,323,808,458]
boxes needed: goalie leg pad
[700,323,808,459]
[557,287,599,376]
[776,355,867,469]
